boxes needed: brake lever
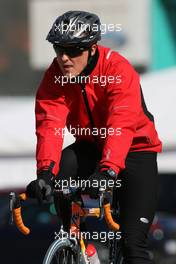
[9,192,22,225]
[9,192,15,224]
[98,189,113,220]
[98,189,106,220]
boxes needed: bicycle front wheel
[43,238,79,264]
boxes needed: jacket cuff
[37,160,58,176]
[99,161,120,175]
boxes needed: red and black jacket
[35,45,162,175]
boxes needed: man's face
[56,45,96,78]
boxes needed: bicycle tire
[42,238,80,264]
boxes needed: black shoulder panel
[140,85,154,122]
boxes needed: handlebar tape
[103,203,120,231]
[13,193,30,235]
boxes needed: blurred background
[0,0,176,263]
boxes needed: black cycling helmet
[46,10,101,48]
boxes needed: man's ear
[90,44,97,56]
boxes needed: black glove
[86,168,117,199]
[26,168,55,204]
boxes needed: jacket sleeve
[99,61,141,174]
[35,70,69,176]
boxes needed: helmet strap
[80,46,99,77]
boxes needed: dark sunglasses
[53,44,88,58]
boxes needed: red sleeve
[99,61,141,174]
[35,70,69,176]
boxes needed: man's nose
[60,52,69,61]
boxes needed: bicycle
[9,187,123,264]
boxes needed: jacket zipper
[80,84,98,144]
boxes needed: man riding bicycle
[26,11,162,264]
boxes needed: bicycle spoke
[71,254,74,264]
[53,250,59,264]
[63,249,67,264]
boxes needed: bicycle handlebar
[103,203,120,231]
[11,191,120,235]
[10,192,30,235]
